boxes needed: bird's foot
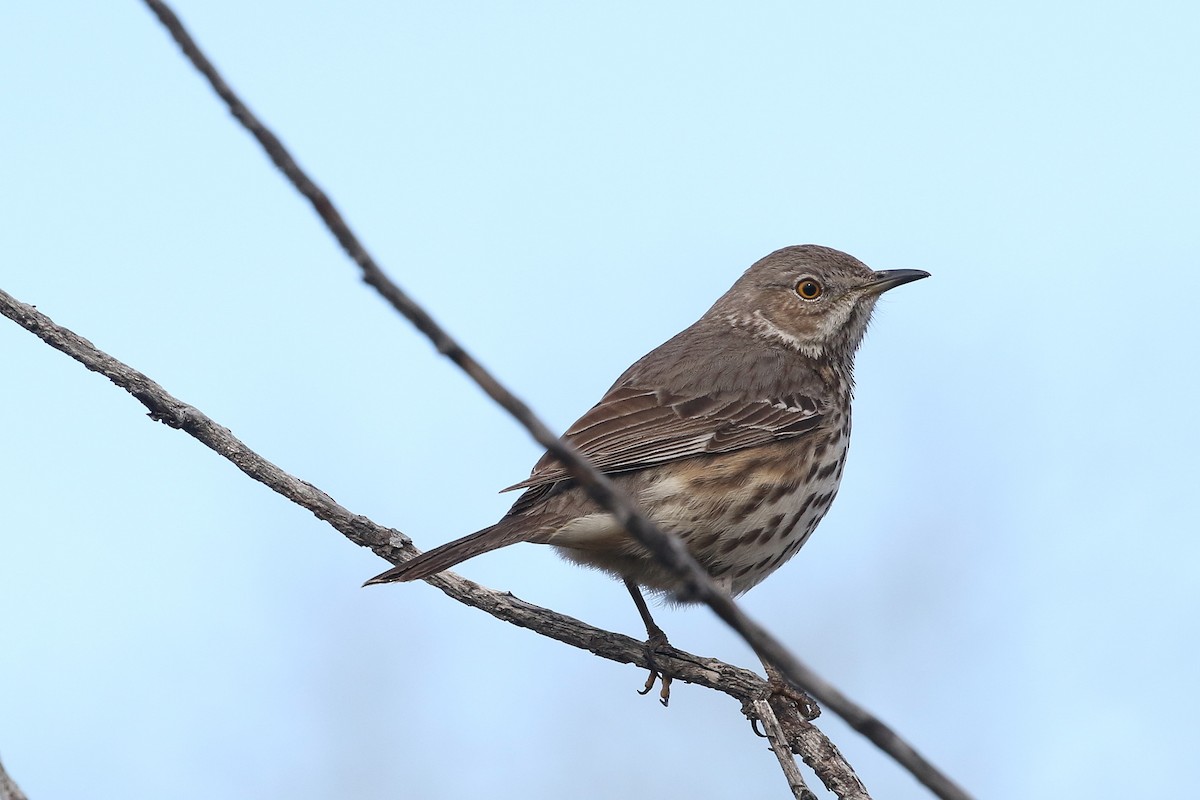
[636,626,673,707]
[764,663,820,721]
[623,579,674,706]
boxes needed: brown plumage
[365,245,927,603]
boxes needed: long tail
[363,522,530,586]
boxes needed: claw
[636,633,673,706]
[637,667,672,706]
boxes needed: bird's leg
[624,578,672,707]
[761,659,821,721]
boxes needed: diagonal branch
[129,3,970,799]
[0,756,28,800]
[752,699,820,800]
[2,285,858,796]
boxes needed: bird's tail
[363,522,529,586]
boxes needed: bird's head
[713,244,929,360]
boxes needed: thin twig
[0,757,28,800]
[1,287,854,793]
[751,700,819,800]
[133,4,971,799]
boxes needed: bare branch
[0,757,28,800]
[767,698,874,800]
[113,3,970,799]
[751,699,820,800]
[1,287,853,795]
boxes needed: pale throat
[740,309,825,360]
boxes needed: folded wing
[504,386,826,492]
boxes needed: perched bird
[366,244,927,701]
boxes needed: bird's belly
[551,437,848,597]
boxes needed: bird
[365,244,928,703]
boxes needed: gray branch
[752,699,820,800]
[0,757,28,800]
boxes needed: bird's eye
[795,278,823,300]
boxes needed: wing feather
[503,386,825,492]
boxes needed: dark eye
[795,278,823,300]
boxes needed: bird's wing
[503,386,826,492]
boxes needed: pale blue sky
[2,2,1198,798]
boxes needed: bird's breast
[630,419,851,595]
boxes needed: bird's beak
[863,269,931,294]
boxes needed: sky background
[2,2,1198,798]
